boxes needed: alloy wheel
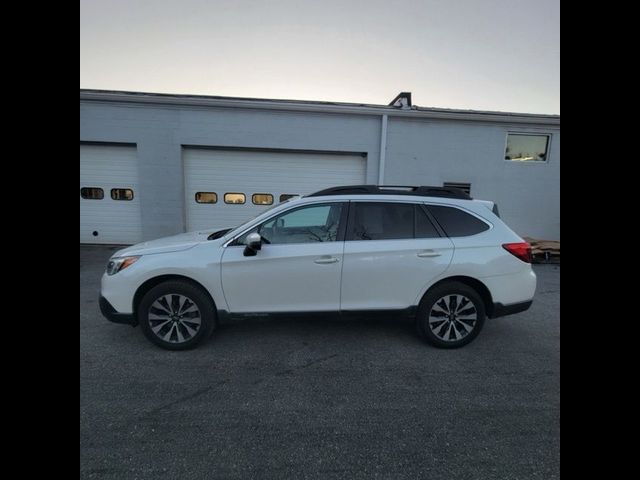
[148,294,202,343]
[428,294,478,342]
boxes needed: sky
[80,0,559,114]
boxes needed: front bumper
[99,296,137,326]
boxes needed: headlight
[106,256,140,275]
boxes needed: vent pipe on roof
[388,92,412,109]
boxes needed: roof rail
[307,185,472,200]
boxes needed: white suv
[99,185,536,350]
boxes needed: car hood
[112,230,220,257]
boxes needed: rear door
[340,201,454,311]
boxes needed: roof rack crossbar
[307,185,472,200]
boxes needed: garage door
[183,149,366,232]
[80,144,142,244]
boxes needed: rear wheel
[138,280,216,350]
[417,281,485,348]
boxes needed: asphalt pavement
[80,245,559,479]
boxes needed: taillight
[502,242,532,263]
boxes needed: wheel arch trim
[132,274,219,324]
[416,276,495,318]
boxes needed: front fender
[101,243,227,314]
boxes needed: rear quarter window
[427,205,490,237]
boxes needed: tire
[137,280,216,350]
[416,281,486,349]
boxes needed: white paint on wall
[383,118,560,239]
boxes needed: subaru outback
[99,185,536,350]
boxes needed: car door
[340,201,455,311]
[220,201,347,313]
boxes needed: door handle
[417,250,441,258]
[314,256,339,264]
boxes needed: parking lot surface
[80,245,559,479]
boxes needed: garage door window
[279,194,299,202]
[80,187,104,200]
[111,188,134,201]
[252,193,274,205]
[195,192,218,204]
[224,193,246,204]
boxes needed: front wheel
[416,281,486,349]
[138,280,216,350]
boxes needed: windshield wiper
[207,228,232,240]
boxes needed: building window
[443,182,471,194]
[279,194,298,202]
[505,133,550,162]
[252,193,274,205]
[224,193,246,204]
[111,188,134,201]
[195,192,218,204]
[80,187,104,200]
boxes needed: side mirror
[243,232,263,257]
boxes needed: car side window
[236,203,344,245]
[415,205,441,238]
[348,202,415,240]
[347,202,442,241]
[427,205,490,237]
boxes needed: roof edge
[80,89,560,126]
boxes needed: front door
[221,202,347,313]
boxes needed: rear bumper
[490,300,533,319]
[99,296,137,326]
